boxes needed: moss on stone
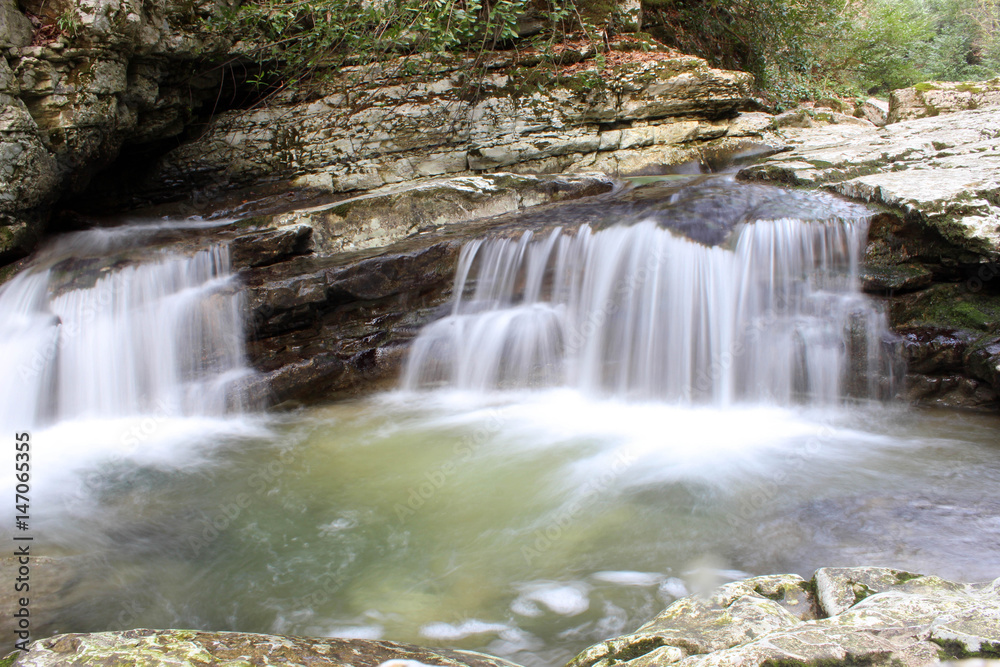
[852,582,877,605]
[932,638,1000,660]
[895,284,1000,331]
[954,83,985,94]
[893,571,923,584]
[914,82,940,92]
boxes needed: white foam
[513,582,590,616]
[591,571,665,587]
[419,619,511,641]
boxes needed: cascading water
[0,229,252,432]
[403,216,894,405]
[2,183,999,667]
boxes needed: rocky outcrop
[228,172,616,405]
[739,107,1000,260]
[889,79,1000,124]
[124,44,755,205]
[569,567,1000,667]
[0,0,233,261]
[9,568,998,667]
[255,172,617,255]
[739,104,1000,410]
[8,629,525,667]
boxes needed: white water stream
[0,186,997,667]
[403,218,890,403]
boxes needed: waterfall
[402,218,894,405]
[0,242,252,430]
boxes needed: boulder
[0,0,32,48]
[568,567,1000,667]
[860,97,889,126]
[9,629,526,667]
[889,79,1000,124]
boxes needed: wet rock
[10,629,526,667]
[896,326,975,374]
[901,372,997,410]
[229,224,313,268]
[895,324,999,407]
[889,79,1000,124]
[258,173,616,255]
[861,263,933,293]
[569,567,1000,667]
[965,334,1000,390]
[242,238,462,403]
[740,107,1000,261]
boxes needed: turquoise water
[19,390,1000,667]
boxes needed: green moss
[806,159,835,169]
[914,82,940,92]
[852,582,876,605]
[932,638,1000,660]
[576,0,616,22]
[0,654,16,667]
[893,571,923,584]
[954,83,984,93]
[762,656,904,667]
[897,284,1000,331]
[0,262,20,286]
[608,636,669,662]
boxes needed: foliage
[56,8,79,37]
[206,0,617,97]
[642,0,1000,105]
[206,0,1000,107]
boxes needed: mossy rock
[891,284,1000,332]
[11,629,525,667]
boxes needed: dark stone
[861,263,934,293]
[965,335,1000,390]
[896,327,975,374]
[230,224,313,268]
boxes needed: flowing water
[2,181,1000,667]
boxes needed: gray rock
[862,97,889,126]
[568,567,1000,667]
[889,79,1000,124]
[0,0,32,49]
[10,628,526,667]
[137,52,752,200]
[260,173,615,255]
[0,0,235,260]
[740,107,1000,260]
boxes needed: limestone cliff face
[0,0,232,261]
[126,46,756,202]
